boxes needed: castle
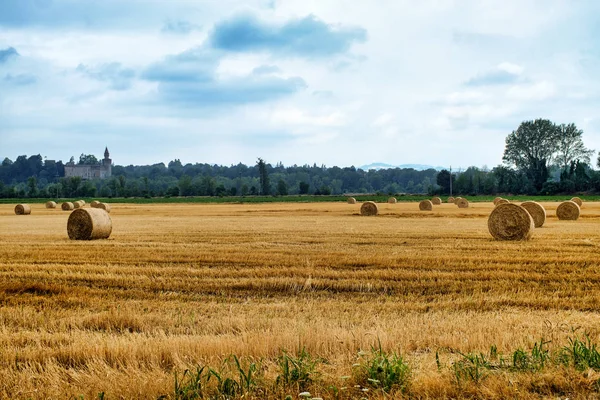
[64,147,112,180]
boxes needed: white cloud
[506,81,557,101]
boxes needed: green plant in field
[276,347,320,391]
[452,352,491,385]
[207,355,260,398]
[560,333,600,371]
[354,340,411,393]
[511,339,551,372]
[173,366,206,399]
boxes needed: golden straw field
[2,201,600,399]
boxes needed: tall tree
[554,123,594,170]
[435,169,454,194]
[257,158,270,195]
[78,154,99,165]
[503,119,558,192]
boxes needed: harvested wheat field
[2,201,600,399]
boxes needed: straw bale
[360,201,378,216]
[96,202,111,213]
[570,197,583,207]
[456,198,469,208]
[90,200,101,208]
[495,198,510,206]
[493,197,503,205]
[67,208,112,240]
[61,202,74,211]
[488,203,534,241]
[520,201,546,228]
[419,200,433,211]
[556,201,580,220]
[73,200,85,209]
[387,197,397,204]
[45,201,57,209]
[447,196,455,203]
[431,197,442,205]
[14,204,31,215]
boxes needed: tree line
[1,119,598,199]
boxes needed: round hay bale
[493,197,503,205]
[73,200,85,209]
[447,196,455,203]
[419,199,433,211]
[488,203,534,241]
[495,198,510,206]
[90,200,101,208]
[570,197,583,207]
[360,201,378,216]
[61,202,74,211]
[96,202,111,213]
[387,197,397,204]
[45,201,57,209]
[454,197,463,204]
[67,208,112,240]
[14,204,31,215]
[456,198,469,208]
[556,201,580,221]
[520,201,546,228]
[431,197,442,205]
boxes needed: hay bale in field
[14,204,31,215]
[360,201,378,216]
[556,201,580,221]
[73,200,85,209]
[387,197,397,204]
[456,198,469,208]
[495,198,510,206]
[96,202,111,213]
[61,202,74,211]
[570,197,583,207]
[347,197,356,204]
[67,208,112,240]
[493,197,503,205]
[419,199,433,211]
[488,203,534,241]
[431,197,442,205]
[454,197,463,204]
[447,196,455,203]
[520,201,546,228]
[90,200,100,208]
[45,201,57,209]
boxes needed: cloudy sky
[1,0,599,169]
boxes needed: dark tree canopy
[503,119,558,191]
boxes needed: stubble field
[1,201,600,399]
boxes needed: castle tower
[102,147,112,177]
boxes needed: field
[1,200,600,399]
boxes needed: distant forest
[1,119,599,198]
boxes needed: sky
[1,0,600,169]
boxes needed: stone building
[64,147,112,180]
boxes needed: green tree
[78,154,99,165]
[257,158,270,195]
[436,169,454,195]
[503,119,558,192]
[298,181,310,195]
[277,179,288,196]
[555,123,594,170]
[27,176,39,197]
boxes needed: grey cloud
[0,47,19,63]
[76,62,135,90]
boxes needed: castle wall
[64,164,111,180]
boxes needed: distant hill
[359,162,446,171]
